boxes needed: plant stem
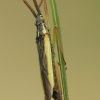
[50,0,69,100]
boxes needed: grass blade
[50,0,69,100]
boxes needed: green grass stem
[50,0,69,100]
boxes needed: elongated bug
[23,0,66,100]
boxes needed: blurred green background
[0,0,100,100]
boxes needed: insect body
[36,14,54,100]
[23,0,54,99]
[23,0,65,100]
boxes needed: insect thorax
[36,14,49,39]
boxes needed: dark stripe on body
[36,35,53,100]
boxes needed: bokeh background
[0,0,100,100]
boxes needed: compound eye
[39,15,44,22]
[40,14,43,17]
[40,18,45,23]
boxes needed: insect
[23,0,66,100]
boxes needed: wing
[36,34,54,100]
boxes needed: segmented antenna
[23,0,37,17]
[33,0,41,14]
